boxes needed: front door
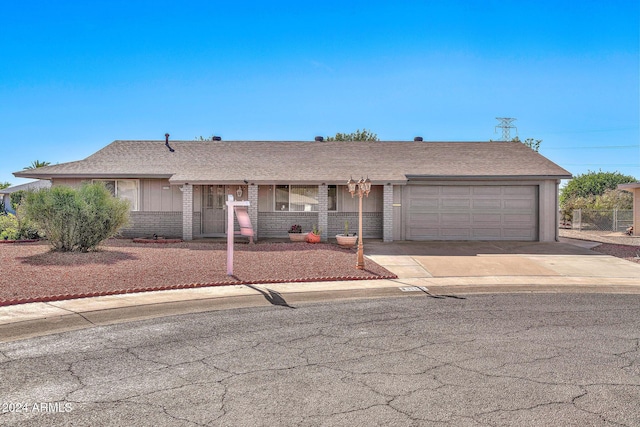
[202,185,227,235]
[201,185,249,236]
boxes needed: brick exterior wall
[258,212,320,238]
[318,184,328,242]
[182,184,193,240]
[119,212,183,238]
[328,212,383,238]
[248,185,259,240]
[383,184,394,242]
[193,212,201,238]
[257,212,382,239]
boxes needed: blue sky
[2,0,638,186]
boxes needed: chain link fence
[570,209,633,233]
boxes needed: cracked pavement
[0,293,639,426]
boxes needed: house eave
[167,178,408,186]
[14,172,173,180]
[618,182,640,190]
[405,174,572,181]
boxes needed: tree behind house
[510,136,542,152]
[24,183,130,252]
[24,160,51,169]
[559,170,636,221]
[326,129,379,141]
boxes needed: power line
[543,145,639,150]
[561,163,640,166]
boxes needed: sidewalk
[2,238,639,342]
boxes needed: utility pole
[495,117,518,141]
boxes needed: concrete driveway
[366,238,640,292]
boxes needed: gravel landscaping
[559,229,640,264]
[2,233,638,307]
[0,239,396,306]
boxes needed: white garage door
[405,185,538,241]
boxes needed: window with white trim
[274,185,319,211]
[94,179,139,211]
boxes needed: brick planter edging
[132,238,183,244]
[0,273,398,307]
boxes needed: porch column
[248,184,259,241]
[383,184,394,242]
[318,184,328,242]
[182,184,193,241]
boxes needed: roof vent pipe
[315,136,324,142]
[212,136,222,141]
[414,136,423,142]
[165,133,175,152]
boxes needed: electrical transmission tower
[495,117,518,141]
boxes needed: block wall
[119,212,183,238]
[327,212,383,238]
[258,212,320,237]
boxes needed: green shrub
[24,183,130,252]
[9,190,26,210]
[0,213,20,240]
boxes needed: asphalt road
[1,293,639,426]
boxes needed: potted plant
[288,224,308,242]
[306,224,322,243]
[336,220,358,248]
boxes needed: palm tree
[23,160,51,169]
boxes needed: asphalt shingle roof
[14,140,572,184]
[0,179,51,194]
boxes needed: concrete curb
[0,274,398,308]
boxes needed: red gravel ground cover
[0,239,396,306]
[592,243,640,264]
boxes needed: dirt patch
[591,243,640,265]
[0,239,396,306]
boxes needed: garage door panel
[472,213,502,225]
[504,186,536,195]
[410,186,440,196]
[406,185,538,241]
[441,213,471,225]
[504,214,535,223]
[441,199,471,209]
[441,186,471,196]
[440,228,471,238]
[472,186,502,196]
[409,198,439,209]
[473,199,502,209]
[408,213,440,223]
[504,199,534,209]
[503,228,535,239]
[471,228,502,239]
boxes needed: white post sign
[226,195,250,276]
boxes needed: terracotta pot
[335,234,358,248]
[306,233,321,243]
[288,232,308,242]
